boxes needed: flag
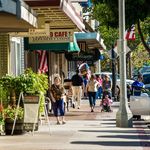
[36,50,48,73]
[125,24,135,40]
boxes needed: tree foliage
[92,0,150,53]
[131,43,150,70]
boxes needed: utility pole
[116,0,133,127]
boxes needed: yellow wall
[0,34,9,77]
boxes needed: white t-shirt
[87,80,99,92]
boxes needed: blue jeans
[52,99,65,117]
[97,86,102,99]
[88,92,97,107]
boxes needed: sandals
[62,121,66,124]
[56,121,66,125]
[56,121,61,125]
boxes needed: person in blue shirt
[132,74,144,96]
[131,74,145,120]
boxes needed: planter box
[5,118,24,135]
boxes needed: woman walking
[86,74,99,112]
[50,75,66,125]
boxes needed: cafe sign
[29,29,73,44]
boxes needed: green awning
[24,37,80,53]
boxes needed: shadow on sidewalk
[78,129,144,134]
[71,141,150,147]
[97,134,149,140]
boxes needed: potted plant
[0,74,18,106]
[3,106,24,135]
[0,68,49,134]
[14,68,48,95]
[15,68,48,112]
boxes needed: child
[100,94,113,112]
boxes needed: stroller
[64,79,73,111]
[100,95,113,112]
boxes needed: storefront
[65,32,106,77]
[0,0,37,77]
[24,0,85,84]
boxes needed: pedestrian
[50,75,66,125]
[71,69,83,109]
[131,74,145,120]
[96,74,103,99]
[100,94,113,112]
[86,74,99,112]
[131,74,144,96]
[102,74,112,99]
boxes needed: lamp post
[116,0,133,127]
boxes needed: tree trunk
[137,19,150,55]
[10,89,16,106]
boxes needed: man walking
[71,69,83,109]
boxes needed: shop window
[10,37,24,76]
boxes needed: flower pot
[5,118,24,135]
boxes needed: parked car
[142,72,150,90]
[139,66,150,74]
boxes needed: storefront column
[0,34,9,77]
[24,51,36,72]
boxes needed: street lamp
[116,0,133,127]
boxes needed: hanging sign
[29,29,74,44]
[9,24,49,37]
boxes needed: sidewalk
[0,99,149,150]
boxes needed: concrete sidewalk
[0,100,150,150]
